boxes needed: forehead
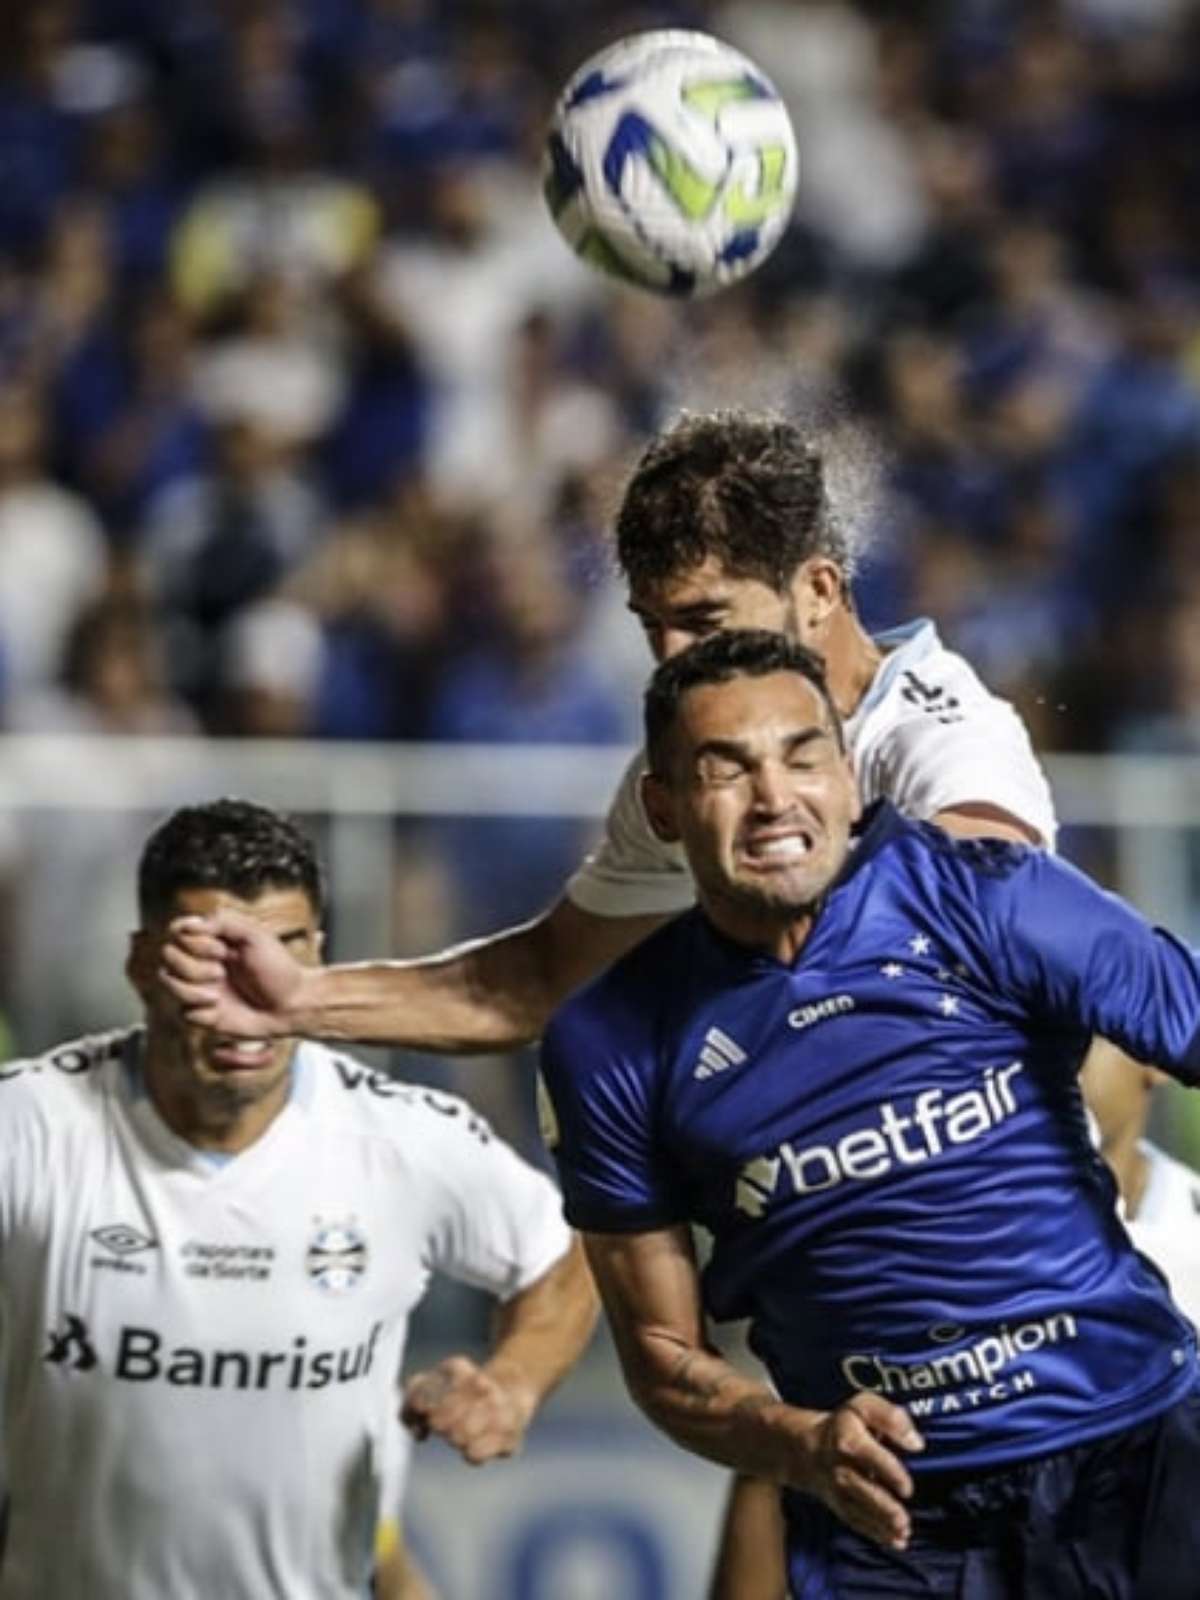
[629,554,773,612]
[163,885,318,932]
[678,671,832,742]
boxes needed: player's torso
[648,833,1194,1467]
[0,1034,430,1600]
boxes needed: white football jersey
[566,618,1058,917]
[1129,1139,1200,1330]
[0,1029,570,1600]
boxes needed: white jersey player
[1084,1044,1200,1331]
[0,801,595,1600]
[567,615,1056,920]
[162,410,1056,1055]
[1129,1140,1200,1328]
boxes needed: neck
[822,610,882,721]
[703,896,819,964]
[141,1034,292,1154]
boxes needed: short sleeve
[565,749,695,918]
[540,995,689,1233]
[977,850,1200,1082]
[881,690,1057,847]
[419,1094,571,1299]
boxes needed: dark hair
[615,409,852,594]
[137,798,324,924]
[644,629,843,776]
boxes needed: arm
[374,1525,439,1600]
[932,803,1043,846]
[161,896,667,1051]
[401,1237,596,1462]
[584,1225,924,1550]
[708,1475,788,1600]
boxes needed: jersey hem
[907,1352,1199,1476]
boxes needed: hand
[402,1355,536,1466]
[159,909,308,1038]
[792,1392,924,1551]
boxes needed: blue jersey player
[540,630,1200,1600]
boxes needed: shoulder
[0,1029,127,1120]
[546,911,704,1056]
[307,1041,497,1155]
[853,623,1055,841]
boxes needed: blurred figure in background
[0,378,107,693]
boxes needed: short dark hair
[644,629,843,777]
[137,799,325,924]
[615,409,852,594]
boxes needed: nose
[750,761,791,815]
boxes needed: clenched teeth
[744,834,813,862]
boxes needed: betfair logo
[735,1063,1025,1214]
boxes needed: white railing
[2,736,1199,1025]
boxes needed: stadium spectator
[0,377,107,692]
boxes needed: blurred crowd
[3,0,1200,1057]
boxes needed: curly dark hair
[137,798,325,924]
[644,629,843,777]
[615,409,853,594]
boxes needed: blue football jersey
[541,802,1200,1472]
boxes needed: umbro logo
[92,1224,157,1258]
[694,1026,747,1080]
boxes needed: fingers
[845,1389,925,1455]
[811,1398,924,1550]
[827,1465,913,1550]
[402,1357,523,1466]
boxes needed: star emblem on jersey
[909,934,932,956]
[305,1219,369,1293]
[938,995,961,1017]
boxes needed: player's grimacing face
[132,885,322,1108]
[628,555,807,663]
[654,672,860,923]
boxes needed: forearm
[484,1239,598,1418]
[620,1332,815,1485]
[292,920,557,1052]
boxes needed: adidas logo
[694,1026,747,1081]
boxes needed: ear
[792,557,844,636]
[639,772,681,844]
[126,930,154,1003]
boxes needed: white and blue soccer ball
[543,29,798,299]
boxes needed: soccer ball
[543,29,798,299]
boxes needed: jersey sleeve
[868,664,1058,846]
[539,991,689,1233]
[977,849,1200,1082]
[0,1060,53,1252]
[564,749,695,918]
[417,1092,571,1300]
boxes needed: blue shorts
[785,1388,1200,1599]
